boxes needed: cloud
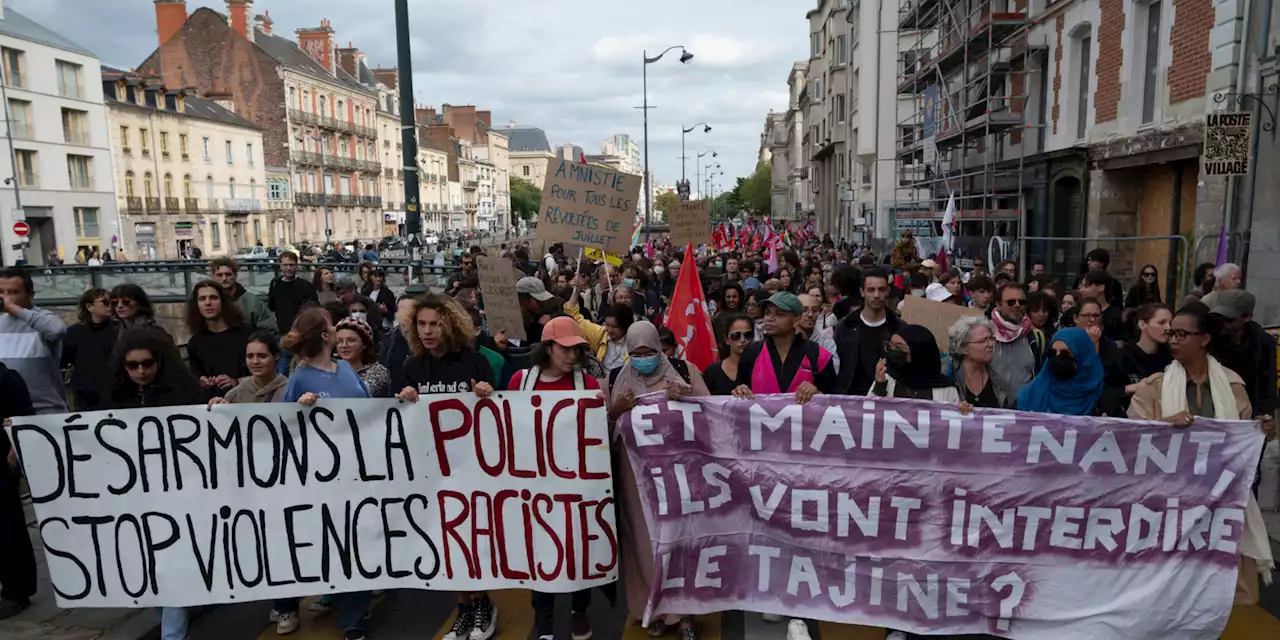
[7,0,808,191]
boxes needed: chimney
[154,0,187,47]
[296,19,336,73]
[226,0,252,40]
[254,10,273,36]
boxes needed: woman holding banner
[274,306,374,640]
[508,316,603,640]
[1127,304,1275,605]
[609,321,708,640]
[99,329,205,640]
[392,294,498,640]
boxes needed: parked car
[235,245,271,261]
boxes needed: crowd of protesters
[0,228,1276,640]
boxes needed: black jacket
[186,324,254,397]
[0,363,33,454]
[833,309,901,395]
[1213,322,1277,417]
[62,319,117,410]
[267,277,318,333]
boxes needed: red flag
[666,243,717,371]
[580,151,588,164]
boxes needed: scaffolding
[892,0,1035,247]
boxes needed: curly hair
[76,287,109,325]
[401,293,477,356]
[185,280,244,335]
[104,328,200,407]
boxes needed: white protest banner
[669,200,711,247]
[537,159,641,254]
[476,255,527,341]
[7,393,616,608]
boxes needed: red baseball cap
[542,316,587,347]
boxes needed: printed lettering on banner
[669,200,711,247]
[476,255,527,341]
[7,393,616,607]
[620,394,1266,639]
[537,159,641,254]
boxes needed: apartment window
[179,133,189,158]
[140,128,150,156]
[211,221,221,249]
[144,172,154,197]
[14,149,36,187]
[246,143,254,166]
[811,32,821,57]
[229,177,236,198]
[268,179,288,200]
[55,60,83,99]
[1,47,23,88]
[160,131,170,156]
[813,77,822,99]
[206,176,214,200]
[836,94,846,124]
[522,166,530,177]
[836,35,847,65]
[73,207,99,238]
[202,137,210,161]
[1076,35,1092,139]
[124,171,135,197]
[288,87,297,109]
[1140,2,1161,125]
[60,109,89,145]
[183,174,192,198]
[8,99,31,139]
[337,100,345,120]
[225,140,233,164]
[163,173,173,198]
[119,125,130,151]
[67,155,92,190]
[249,178,257,199]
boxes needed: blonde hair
[404,294,477,356]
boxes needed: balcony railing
[145,197,161,212]
[385,168,394,178]
[164,197,181,213]
[288,108,319,126]
[358,196,382,208]
[185,197,200,213]
[224,198,262,213]
[463,180,479,190]
[125,196,143,213]
[295,192,326,207]
[290,149,323,166]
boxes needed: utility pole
[395,0,422,262]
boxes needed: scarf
[1161,357,1274,585]
[609,321,687,401]
[991,309,1031,343]
[1016,328,1104,416]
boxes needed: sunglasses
[1003,299,1026,307]
[113,298,134,306]
[125,358,156,371]
[1141,272,1156,277]
[728,331,752,341]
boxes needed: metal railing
[145,197,161,212]
[164,197,181,213]
[125,196,143,213]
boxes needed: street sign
[1202,111,1252,176]
[12,221,29,237]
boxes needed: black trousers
[531,589,592,632]
[0,460,36,602]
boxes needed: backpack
[608,357,691,390]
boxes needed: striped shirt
[0,306,68,414]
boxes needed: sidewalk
[0,502,158,640]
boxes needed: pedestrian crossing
[244,591,1280,640]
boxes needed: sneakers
[762,613,781,622]
[268,609,280,623]
[444,605,474,640]
[343,630,367,640]
[885,632,908,640]
[0,598,29,620]
[276,611,299,635]
[570,610,594,640]
[470,597,497,640]
[308,596,333,614]
[786,619,813,640]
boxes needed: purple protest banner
[619,394,1266,639]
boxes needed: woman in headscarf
[1128,305,1274,605]
[608,321,708,639]
[869,323,960,402]
[1015,327,1105,416]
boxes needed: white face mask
[654,266,665,275]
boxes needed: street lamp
[642,45,693,244]
[702,163,720,200]
[681,122,711,181]
[695,150,716,199]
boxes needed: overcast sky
[10,0,806,190]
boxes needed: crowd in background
[0,228,1276,640]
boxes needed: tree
[654,191,680,219]
[738,160,772,216]
[509,177,542,221]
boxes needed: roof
[0,6,96,57]
[492,126,551,153]
[253,28,373,95]
[101,66,259,130]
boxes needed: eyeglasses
[125,358,156,371]
[1141,271,1156,278]
[113,298,134,307]
[1165,329,1206,341]
[1003,299,1026,307]
[968,335,995,346]
[728,331,752,341]
[1076,312,1101,319]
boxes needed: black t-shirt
[702,361,737,396]
[187,324,254,397]
[392,347,494,395]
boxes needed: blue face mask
[622,278,637,288]
[631,354,661,375]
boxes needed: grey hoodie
[223,374,288,404]
[0,306,68,414]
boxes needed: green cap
[761,291,804,315]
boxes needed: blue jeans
[160,607,189,640]
[275,592,373,632]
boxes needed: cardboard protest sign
[584,247,623,267]
[476,255,527,341]
[669,199,711,247]
[901,295,983,352]
[537,159,641,254]
[621,394,1265,639]
[9,394,616,607]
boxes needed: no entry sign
[12,221,29,237]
